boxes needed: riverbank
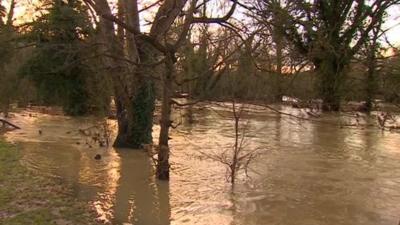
[0,139,101,225]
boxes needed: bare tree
[199,100,261,185]
[82,0,239,180]
[364,21,383,112]
[195,36,263,185]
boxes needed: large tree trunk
[117,0,184,150]
[95,0,157,149]
[113,39,159,148]
[272,15,283,102]
[365,57,376,112]
[274,36,283,102]
[91,0,197,154]
[114,79,155,148]
[365,25,381,113]
[157,55,174,180]
[316,56,346,111]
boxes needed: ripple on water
[5,108,400,225]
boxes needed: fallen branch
[0,119,21,129]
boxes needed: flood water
[5,104,400,225]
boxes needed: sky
[4,0,400,46]
[383,5,400,46]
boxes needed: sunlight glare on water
[5,105,400,225]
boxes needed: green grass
[0,140,101,225]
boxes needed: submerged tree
[83,0,238,180]
[364,22,383,112]
[255,0,399,111]
[197,40,262,185]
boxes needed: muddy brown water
[4,105,400,225]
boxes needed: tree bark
[365,24,381,112]
[231,101,239,184]
[157,54,174,180]
[274,33,283,102]
[114,79,155,148]
[316,56,346,111]
[272,7,284,102]
[94,0,156,149]
[365,53,376,112]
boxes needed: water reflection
[112,149,170,225]
[5,106,400,225]
[88,150,121,223]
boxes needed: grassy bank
[0,139,101,225]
